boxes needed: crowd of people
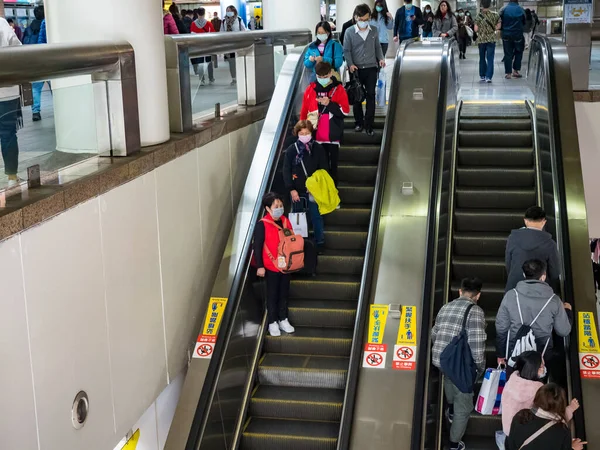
[432,206,584,450]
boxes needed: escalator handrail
[184,47,309,450]
[528,34,586,442]
[336,38,417,450]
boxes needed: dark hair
[516,383,569,425]
[525,206,546,221]
[372,0,391,25]
[181,9,187,15]
[293,120,315,136]
[33,5,45,21]
[198,7,206,16]
[460,277,483,295]
[435,1,453,19]
[169,3,179,15]
[7,18,14,24]
[262,192,284,210]
[315,21,333,43]
[227,5,239,15]
[522,259,547,280]
[480,0,492,9]
[516,351,543,381]
[354,4,372,18]
[315,61,333,77]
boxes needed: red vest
[262,214,292,273]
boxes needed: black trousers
[265,270,290,324]
[353,66,378,130]
[321,143,339,184]
[458,36,468,56]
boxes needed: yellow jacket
[305,169,340,215]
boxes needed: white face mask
[271,207,284,220]
[317,33,329,42]
[357,20,368,29]
[226,11,234,17]
[539,366,547,379]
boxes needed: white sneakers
[268,319,295,336]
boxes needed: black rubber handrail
[184,48,308,450]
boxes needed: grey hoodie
[496,279,572,358]
[505,227,560,292]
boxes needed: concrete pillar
[336,0,365,26]
[44,0,170,150]
[387,0,403,57]
[0,3,5,17]
[263,0,320,33]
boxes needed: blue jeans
[478,42,496,79]
[292,194,325,245]
[32,81,44,114]
[502,35,524,74]
[0,98,20,175]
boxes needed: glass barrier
[590,41,600,89]
[190,53,239,119]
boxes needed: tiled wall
[0,120,262,450]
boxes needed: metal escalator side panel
[164,47,309,450]
[343,40,457,450]
[528,36,597,447]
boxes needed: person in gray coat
[505,206,560,292]
[432,0,458,38]
[496,259,572,380]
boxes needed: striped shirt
[431,297,487,372]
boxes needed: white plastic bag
[466,26,474,38]
[376,70,386,107]
[475,366,506,415]
[495,430,506,450]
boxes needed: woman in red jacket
[190,7,215,85]
[254,192,296,337]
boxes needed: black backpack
[439,303,477,393]
[345,72,365,105]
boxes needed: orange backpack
[261,219,305,273]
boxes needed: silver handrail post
[236,43,275,106]
[165,36,193,133]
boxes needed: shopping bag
[289,212,308,238]
[345,72,365,105]
[376,70,387,107]
[495,430,506,450]
[475,366,506,415]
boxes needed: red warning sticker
[580,353,600,378]
[392,344,417,371]
[362,343,387,369]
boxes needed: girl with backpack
[254,192,297,337]
[505,383,585,450]
[221,5,247,86]
[304,21,344,82]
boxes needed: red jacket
[254,214,292,272]
[191,19,215,34]
[300,79,350,144]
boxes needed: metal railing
[164,29,312,132]
[0,41,140,156]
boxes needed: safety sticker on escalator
[393,345,417,371]
[363,343,387,369]
[193,297,228,359]
[396,305,417,346]
[578,311,600,378]
[367,304,388,344]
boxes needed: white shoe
[268,322,281,337]
[200,77,206,86]
[279,319,295,334]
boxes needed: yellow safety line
[252,398,343,406]
[244,433,337,442]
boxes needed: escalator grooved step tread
[288,299,357,329]
[264,327,353,357]
[456,167,535,188]
[242,418,339,450]
[455,187,536,210]
[458,147,533,167]
[250,386,344,421]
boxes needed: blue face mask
[406,3,414,9]
[226,11,234,17]
[357,20,368,29]
[317,77,331,87]
[376,5,384,12]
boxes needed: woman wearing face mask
[221,5,247,86]
[432,1,458,38]
[500,352,578,438]
[304,21,344,82]
[422,4,434,38]
[370,0,394,56]
[254,192,296,337]
[283,120,329,252]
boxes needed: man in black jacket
[393,0,424,43]
[340,18,355,45]
[505,206,560,292]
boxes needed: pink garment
[164,13,179,35]
[501,373,574,435]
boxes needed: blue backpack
[439,303,477,393]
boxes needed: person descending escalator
[254,192,297,337]
[431,277,487,450]
[304,21,344,83]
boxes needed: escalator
[241,118,384,450]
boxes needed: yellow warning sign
[367,304,388,344]
[202,297,228,337]
[397,305,417,345]
[579,311,600,353]
[121,429,140,450]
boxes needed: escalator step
[290,275,361,301]
[465,412,503,438]
[454,209,524,232]
[344,116,385,129]
[458,147,533,167]
[342,130,383,146]
[456,167,535,188]
[337,184,376,204]
[264,327,353,357]
[453,232,508,257]
[338,146,380,165]
[485,315,497,341]
[455,188,536,210]
[459,131,532,148]
[317,250,365,276]
[242,418,339,450]
[323,227,368,251]
[459,118,532,131]
[337,165,378,184]
[460,103,528,119]
[250,385,344,421]
[288,299,357,328]
[451,281,505,312]
[323,206,371,227]
[258,354,349,389]
[452,256,506,283]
